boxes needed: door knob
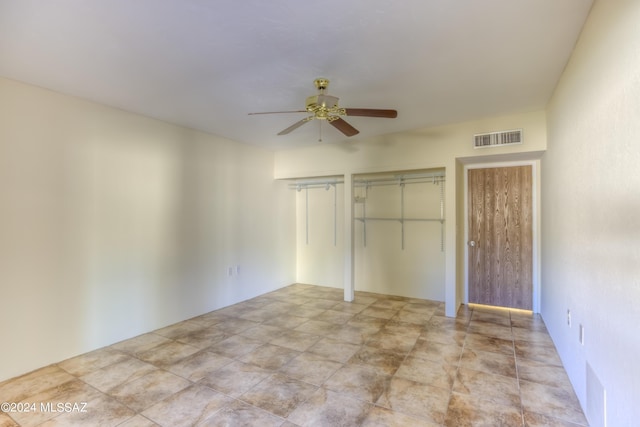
[468,240,476,247]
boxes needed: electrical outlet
[227,267,233,277]
[579,324,585,345]
[567,309,571,327]
[236,265,241,275]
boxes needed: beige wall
[542,1,640,425]
[0,77,296,382]
[275,110,547,315]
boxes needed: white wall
[295,183,345,288]
[353,174,446,300]
[542,1,640,425]
[275,111,547,315]
[0,77,296,382]
[294,175,446,300]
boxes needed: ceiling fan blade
[330,118,359,137]
[344,108,398,118]
[248,110,307,115]
[277,119,310,135]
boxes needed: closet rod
[354,178,445,188]
[355,217,444,222]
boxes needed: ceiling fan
[249,78,397,139]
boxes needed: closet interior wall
[292,170,445,301]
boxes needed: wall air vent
[473,129,523,148]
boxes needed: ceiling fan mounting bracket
[313,78,330,92]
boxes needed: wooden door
[468,166,533,310]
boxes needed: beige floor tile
[239,344,300,370]
[444,392,524,427]
[470,309,512,326]
[174,328,230,349]
[362,406,440,427]
[190,312,232,327]
[324,363,391,403]
[459,347,517,378]
[300,298,339,310]
[359,306,398,320]
[37,394,136,427]
[238,324,286,342]
[312,309,355,324]
[376,377,450,424]
[331,324,375,345]
[110,333,172,354]
[351,294,379,305]
[348,345,406,375]
[403,301,440,313]
[420,325,467,346]
[0,413,19,427]
[512,326,555,344]
[197,400,284,427]
[395,356,456,390]
[165,350,234,382]
[9,379,102,427]
[0,285,588,427]
[520,379,588,426]
[57,348,129,376]
[306,337,362,363]
[269,329,322,351]
[390,309,433,325]
[141,384,232,427]
[108,370,191,412]
[263,314,309,329]
[348,314,389,331]
[524,410,588,427]
[233,307,281,322]
[81,357,157,393]
[293,319,336,336]
[510,314,548,332]
[409,339,463,366]
[197,361,270,397]
[453,367,521,408]
[153,320,206,340]
[205,335,263,358]
[278,352,342,386]
[41,395,135,427]
[117,415,160,426]
[467,320,514,340]
[135,340,201,367]
[239,373,317,418]
[429,314,470,331]
[517,357,574,391]
[287,388,371,426]
[365,330,419,353]
[0,365,76,403]
[330,301,369,314]
[465,333,515,356]
[209,317,260,334]
[515,340,563,366]
[285,305,327,318]
[370,299,409,311]
[381,320,423,336]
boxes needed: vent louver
[474,129,522,148]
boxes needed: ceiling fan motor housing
[305,94,341,119]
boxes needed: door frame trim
[463,160,541,313]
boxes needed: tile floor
[0,284,588,426]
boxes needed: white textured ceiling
[0,0,593,149]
